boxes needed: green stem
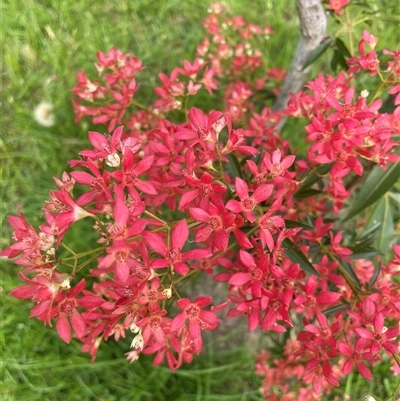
[215,143,233,195]
[345,7,354,55]
[61,246,106,261]
[144,210,168,226]
[74,252,103,275]
[130,99,162,118]
[91,215,109,237]
[383,375,400,401]
[369,81,385,106]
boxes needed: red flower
[338,339,374,380]
[226,177,273,223]
[143,219,212,276]
[189,203,235,251]
[171,296,221,354]
[257,196,284,251]
[112,148,157,195]
[294,275,341,310]
[51,279,103,343]
[355,312,399,355]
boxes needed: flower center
[185,304,200,319]
[149,316,161,330]
[116,249,129,263]
[148,290,158,302]
[90,178,104,193]
[110,224,127,240]
[242,197,256,211]
[304,295,317,308]
[209,216,222,230]
[60,299,75,315]
[250,268,263,281]
[269,299,281,311]
[167,248,182,263]
[201,184,211,197]
[124,172,138,186]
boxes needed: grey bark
[273,0,327,116]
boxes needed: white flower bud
[60,277,71,290]
[361,90,369,98]
[106,153,121,167]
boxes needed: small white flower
[106,153,121,167]
[361,89,369,98]
[365,396,377,401]
[34,102,55,127]
[129,322,140,333]
[60,277,71,290]
[125,350,139,363]
[46,247,56,257]
[162,287,172,299]
[130,332,144,350]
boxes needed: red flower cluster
[2,2,399,398]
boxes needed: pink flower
[51,279,103,343]
[327,0,349,15]
[226,177,273,223]
[112,148,157,195]
[263,149,296,177]
[338,339,374,380]
[355,312,399,355]
[171,296,221,354]
[294,275,341,310]
[143,219,212,276]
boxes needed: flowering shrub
[2,2,399,399]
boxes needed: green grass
[1,0,399,400]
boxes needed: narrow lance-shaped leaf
[331,49,348,71]
[295,163,333,198]
[294,189,323,200]
[282,238,319,277]
[344,162,400,221]
[358,221,381,241]
[227,153,244,180]
[303,36,333,70]
[375,195,394,261]
[334,37,351,58]
[368,263,381,288]
[338,260,362,292]
[348,250,380,260]
[323,304,347,316]
[284,220,313,229]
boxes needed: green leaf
[294,189,324,200]
[227,153,244,180]
[282,238,320,277]
[343,162,400,221]
[332,49,348,71]
[323,304,347,316]
[334,37,351,58]
[374,195,394,260]
[339,260,362,292]
[303,36,333,70]
[348,250,380,259]
[284,220,313,229]
[357,221,381,241]
[330,54,338,73]
[350,234,378,253]
[368,263,381,287]
[295,163,334,197]
[255,146,264,166]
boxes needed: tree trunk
[273,0,327,115]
